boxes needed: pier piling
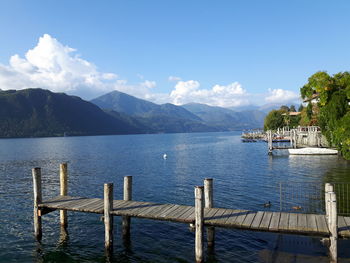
[104,183,114,252]
[204,179,215,249]
[122,176,132,240]
[60,163,68,228]
[195,186,204,263]
[32,167,42,241]
[329,191,338,263]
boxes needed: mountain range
[0,88,269,138]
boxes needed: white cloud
[265,88,300,103]
[0,34,300,108]
[169,80,249,107]
[168,75,182,82]
[0,34,156,100]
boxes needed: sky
[0,0,350,108]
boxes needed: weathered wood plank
[251,211,264,229]
[161,205,185,219]
[306,214,318,233]
[141,204,173,218]
[241,211,256,228]
[205,208,226,225]
[234,211,248,227]
[204,208,220,220]
[278,212,289,231]
[341,216,350,238]
[315,214,329,235]
[259,212,273,230]
[225,210,247,226]
[211,209,236,226]
[164,206,191,220]
[297,213,307,232]
[269,212,280,231]
[288,213,298,231]
[338,216,350,238]
[177,207,195,222]
[158,205,182,219]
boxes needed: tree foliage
[264,110,284,130]
[300,71,350,159]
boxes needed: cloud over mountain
[265,88,300,104]
[0,34,301,107]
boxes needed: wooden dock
[32,164,349,263]
[38,195,350,238]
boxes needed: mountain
[91,90,201,121]
[0,89,141,138]
[182,103,265,130]
[91,90,214,133]
[91,90,158,115]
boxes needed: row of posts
[33,165,339,263]
[32,163,213,263]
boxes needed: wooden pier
[33,164,350,263]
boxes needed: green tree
[300,71,350,159]
[264,110,284,130]
[290,105,296,112]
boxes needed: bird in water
[263,201,271,208]
[163,153,167,159]
[292,205,302,210]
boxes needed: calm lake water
[1,132,350,263]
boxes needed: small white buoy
[163,153,167,159]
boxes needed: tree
[298,104,304,112]
[290,105,296,112]
[300,71,350,159]
[280,105,290,112]
[264,110,284,130]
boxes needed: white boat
[288,147,338,155]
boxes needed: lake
[1,132,350,262]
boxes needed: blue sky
[0,0,350,107]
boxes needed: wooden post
[329,191,338,263]
[268,130,273,154]
[104,183,114,252]
[122,176,132,240]
[195,186,204,263]
[325,183,333,226]
[60,163,68,228]
[32,167,42,241]
[204,179,215,249]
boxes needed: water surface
[1,132,349,262]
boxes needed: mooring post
[32,167,42,241]
[204,179,215,249]
[122,176,132,240]
[329,191,338,263]
[267,130,273,154]
[325,183,333,226]
[195,186,204,263]
[104,183,114,252]
[60,163,68,228]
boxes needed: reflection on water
[0,132,350,262]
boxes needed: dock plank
[297,213,307,232]
[241,211,256,228]
[269,212,280,231]
[212,209,236,227]
[38,195,350,238]
[338,216,350,238]
[278,213,289,231]
[259,212,273,230]
[342,217,350,238]
[315,214,329,235]
[206,208,226,225]
[306,214,318,233]
[251,211,264,229]
[288,213,298,231]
